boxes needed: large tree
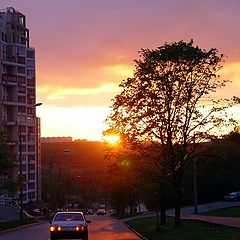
[105,40,239,227]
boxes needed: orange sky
[1,0,240,140]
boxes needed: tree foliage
[0,131,17,196]
[105,40,239,227]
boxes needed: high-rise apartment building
[0,7,41,205]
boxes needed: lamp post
[193,158,198,214]
[19,102,42,221]
[48,148,70,209]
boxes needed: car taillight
[50,226,55,232]
[76,226,84,231]
[50,226,62,231]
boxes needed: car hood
[52,221,86,226]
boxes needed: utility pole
[193,158,198,214]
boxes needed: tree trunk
[160,180,166,225]
[174,184,182,228]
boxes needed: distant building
[0,7,40,205]
[41,137,73,143]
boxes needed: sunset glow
[2,0,240,140]
[104,135,120,144]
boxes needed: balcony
[2,119,16,126]
[2,56,17,65]
[2,99,19,106]
[2,74,17,85]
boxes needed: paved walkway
[183,214,240,228]
[171,201,240,228]
[123,201,240,229]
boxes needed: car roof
[54,211,84,216]
[55,211,83,214]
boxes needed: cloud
[221,62,240,86]
[37,82,121,107]
[102,64,134,78]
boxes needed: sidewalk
[183,214,240,229]
[123,201,240,229]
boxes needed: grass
[200,206,240,218]
[126,217,240,240]
[0,219,36,232]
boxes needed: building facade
[0,7,40,205]
[41,137,73,143]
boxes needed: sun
[104,135,120,144]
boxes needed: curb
[125,222,149,240]
[0,220,46,235]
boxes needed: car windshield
[54,213,84,221]
[230,192,237,196]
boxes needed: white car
[96,208,106,215]
[49,211,90,240]
[224,191,240,201]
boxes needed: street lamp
[48,148,70,209]
[193,158,198,214]
[19,102,42,221]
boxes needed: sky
[1,0,240,141]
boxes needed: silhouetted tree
[106,147,140,216]
[105,40,239,227]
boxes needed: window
[18,115,26,123]
[19,135,26,142]
[27,108,35,115]
[27,69,35,77]
[18,16,24,25]
[18,76,26,85]
[28,164,35,171]
[28,145,35,152]
[17,46,26,54]
[28,126,35,134]
[18,96,26,103]
[20,145,26,152]
[27,89,35,97]
[17,56,25,64]
[22,155,26,162]
[18,86,26,93]
[28,135,35,142]
[28,192,35,199]
[18,67,25,74]
[28,183,35,190]
[20,37,26,46]
[54,213,84,222]
[27,79,34,86]
[18,106,26,113]
[27,50,34,58]
[28,173,35,180]
[22,164,27,171]
[27,98,35,105]
[18,126,26,133]
[27,59,35,67]
[28,155,35,161]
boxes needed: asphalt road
[2,201,239,240]
[0,214,140,240]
